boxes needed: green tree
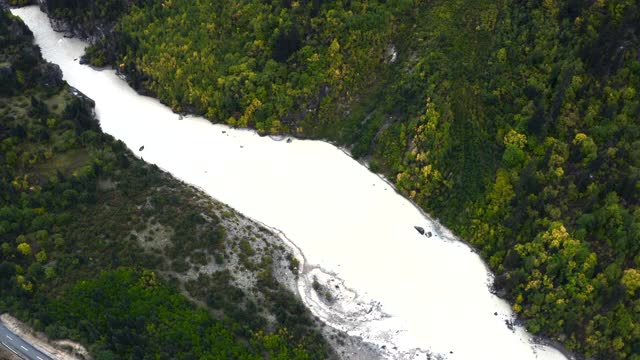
[17,243,31,256]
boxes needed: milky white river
[12,6,570,360]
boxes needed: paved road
[0,322,54,360]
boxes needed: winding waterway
[13,6,570,360]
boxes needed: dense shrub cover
[0,8,331,359]
[60,0,640,358]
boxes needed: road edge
[0,314,88,360]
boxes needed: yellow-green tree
[17,242,31,256]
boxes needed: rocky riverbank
[1,5,377,358]
[34,0,115,42]
[156,179,386,360]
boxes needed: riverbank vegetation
[0,7,333,359]
[42,0,640,358]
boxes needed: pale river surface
[13,6,570,360]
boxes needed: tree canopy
[21,0,640,358]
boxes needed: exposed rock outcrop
[36,0,116,42]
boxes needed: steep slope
[23,0,640,358]
[0,6,343,359]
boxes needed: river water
[12,6,569,360]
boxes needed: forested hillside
[0,7,335,359]
[19,0,640,359]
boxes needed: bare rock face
[37,62,63,87]
[34,0,72,34]
[35,0,111,42]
